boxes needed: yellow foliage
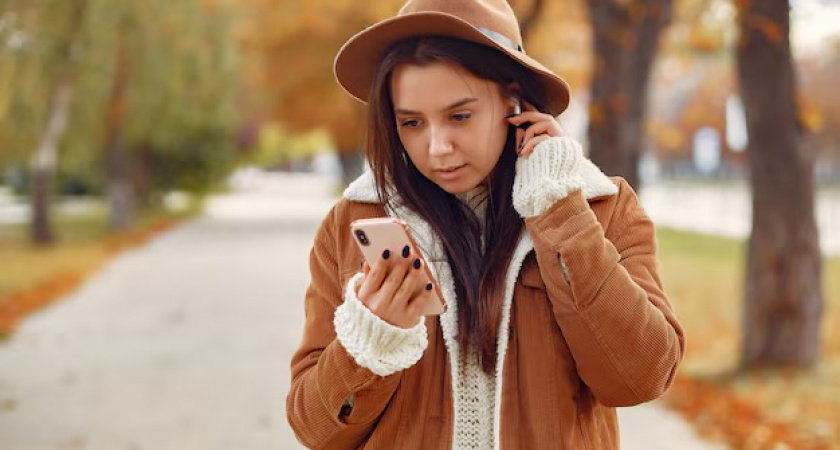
[248,123,332,166]
[798,98,825,133]
[233,0,403,151]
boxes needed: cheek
[481,122,511,163]
[399,134,429,169]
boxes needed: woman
[287,0,685,448]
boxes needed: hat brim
[334,12,570,114]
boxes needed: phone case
[350,218,447,316]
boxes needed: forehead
[390,61,498,110]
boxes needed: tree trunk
[26,0,87,245]
[29,76,74,245]
[737,0,822,368]
[586,0,673,190]
[105,38,135,231]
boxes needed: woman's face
[390,61,512,195]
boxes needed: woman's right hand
[357,247,432,329]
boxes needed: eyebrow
[394,97,479,115]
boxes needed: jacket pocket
[557,253,572,286]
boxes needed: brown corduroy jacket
[287,176,685,449]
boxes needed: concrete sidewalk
[0,171,724,449]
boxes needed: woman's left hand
[506,99,564,156]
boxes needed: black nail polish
[425,283,433,291]
[414,258,421,269]
[402,245,410,258]
[382,249,390,259]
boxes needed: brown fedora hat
[334,0,571,114]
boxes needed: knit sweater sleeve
[513,137,617,218]
[286,205,409,449]
[334,273,428,377]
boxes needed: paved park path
[0,172,724,449]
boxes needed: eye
[452,112,471,122]
[400,119,421,128]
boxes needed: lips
[435,164,465,173]
[433,164,466,181]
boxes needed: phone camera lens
[355,229,369,246]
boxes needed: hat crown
[398,0,522,47]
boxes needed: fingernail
[382,249,390,259]
[402,245,410,258]
[425,283,433,291]
[414,258,421,269]
[519,138,524,149]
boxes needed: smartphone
[350,218,446,316]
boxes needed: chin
[436,180,481,195]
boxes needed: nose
[428,125,454,157]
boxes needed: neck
[455,184,489,225]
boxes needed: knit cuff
[333,273,428,377]
[513,137,618,218]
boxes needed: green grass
[655,227,747,373]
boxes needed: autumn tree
[736,0,823,367]
[0,0,89,244]
[1,0,239,238]
[585,0,675,189]
[235,0,404,185]
[509,0,545,39]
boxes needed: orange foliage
[234,0,404,152]
[667,376,836,450]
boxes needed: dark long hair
[366,37,552,374]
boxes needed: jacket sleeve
[286,206,403,449]
[524,180,685,407]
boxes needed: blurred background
[1,0,839,449]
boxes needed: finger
[515,127,525,154]
[519,125,549,156]
[376,252,411,304]
[522,122,552,144]
[510,114,560,137]
[357,250,390,301]
[391,256,425,310]
[407,280,439,317]
[507,110,552,127]
[409,273,433,301]
[521,134,551,157]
